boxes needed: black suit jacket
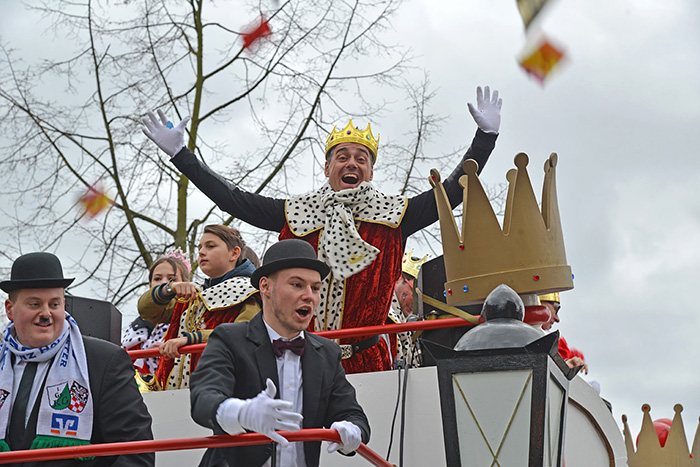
[190,313,370,467]
[6,336,154,467]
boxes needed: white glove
[238,378,303,447]
[141,109,191,157]
[467,86,502,134]
[327,420,362,454]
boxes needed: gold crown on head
[623,404,700,467]
[402,249,429,279]
[539,292,560,303]
[325,119,379,163]
[429,152,574,306]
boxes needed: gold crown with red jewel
[429,152,574,306]
[325,119,380,163]
[623,404,700,466]
[402,249,429,279]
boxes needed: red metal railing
[97,318,478,464]
[128,316,476,360]
[0,429,393,466]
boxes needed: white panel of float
[142,368,627,466]
[319,366,447,467]
[142,390,210,466]
[564,376,627,467]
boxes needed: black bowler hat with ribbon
[251,239,330,289]
[0,252,75,293]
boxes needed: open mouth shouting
[341,173,359,186]
[295,305,312,320]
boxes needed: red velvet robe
[280,222,403,374]
[558,336,585,362]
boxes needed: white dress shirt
[263,321,306,467]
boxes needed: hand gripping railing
[0,429,393,466]
[128,316,476,360]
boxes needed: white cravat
[263,321,305,467]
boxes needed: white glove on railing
[141,109,191,157]
[225,378,302,447]
[467,86,502,134]
[327,420,362,454]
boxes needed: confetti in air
[242,16,272,50]
[518,38,565,85]
[78,183,114,220]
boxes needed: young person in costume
[0,252,154,466]
[143,86,503,374]
[190,239,370,467]
[121,251,190,378]
[138,224,260,390]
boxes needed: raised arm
[401,86,502,238]
[171,148,286,231]
[142,110,286,232]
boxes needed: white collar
[262,318,305,344]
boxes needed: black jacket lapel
[248,313,280,393]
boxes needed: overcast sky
[1,0,699,442]
[388,0,700,439]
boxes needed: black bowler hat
[250,239,330,289]
[0,252,75,293]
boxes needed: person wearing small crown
[386,249,428,368]
[142,86,502,374]
[538,293,589,374]
[121,249,191,379]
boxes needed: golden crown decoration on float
[325,119,380,161]
[623,404,700,467]
[429,152,574,306]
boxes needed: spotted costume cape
[149,277,260,389]
[278,182,405,373]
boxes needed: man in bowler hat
[0,252,154,466]
[190,239,370,467]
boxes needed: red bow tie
[272,338,306,357]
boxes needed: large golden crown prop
[623,404,700,466]
[429,152,573,306]
[325,119,379,162]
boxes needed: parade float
[2,152,698,467]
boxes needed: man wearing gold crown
[538,292,588,374]
[386,250,428,368]
[142,86,502,374]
